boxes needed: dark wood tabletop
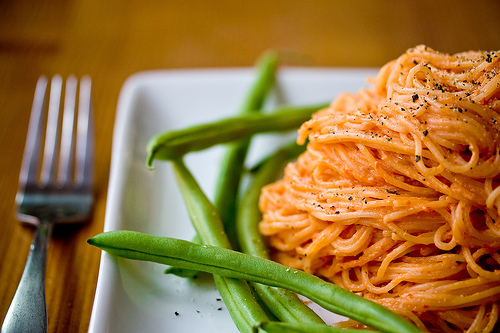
[1,0,499,331]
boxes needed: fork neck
[29,218,54,276]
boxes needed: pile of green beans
[163,53,327,331]
[88,231,420,333]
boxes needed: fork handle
[1,219,54,333]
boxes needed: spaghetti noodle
[259,45,500,332]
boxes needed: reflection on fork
[1,76,94,333]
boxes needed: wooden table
[1,1,499,331]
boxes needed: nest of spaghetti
[259,45,500,333]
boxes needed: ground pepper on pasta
[258,45,500,332]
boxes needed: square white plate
[88,67,378,333]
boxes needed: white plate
[88,67,378,333]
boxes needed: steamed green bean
[88,231,421,333]
[146,102,327,167]
[257,321,380,333]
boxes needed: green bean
[256,321,379,333]
[171,158,269,332]
[88,231,421,333]
[236,141,324,324]
[213,275,269,332]
[250,284,323,324]
[214,50,279,247]
[163,267,198,278]
[146,102,327,168]
[171,158,229,246]
[237,51,280,116]
[247,139,306,176]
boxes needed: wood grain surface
[1,1,499,331]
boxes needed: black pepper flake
[423,130,429,136]
[217,307,223,311]
[492,118,498,124]
[386,189,400,195]
[412,94,419,102]
[415,155,421,162]
[348,196,353,201]
[175,311,180,316]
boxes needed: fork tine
[75,75,94,188]
[18,76,48,189]
[58,76,78,184]
[40,75,63,185]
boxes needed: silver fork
[1,75,94,333]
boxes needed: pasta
[259,45,500,332]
